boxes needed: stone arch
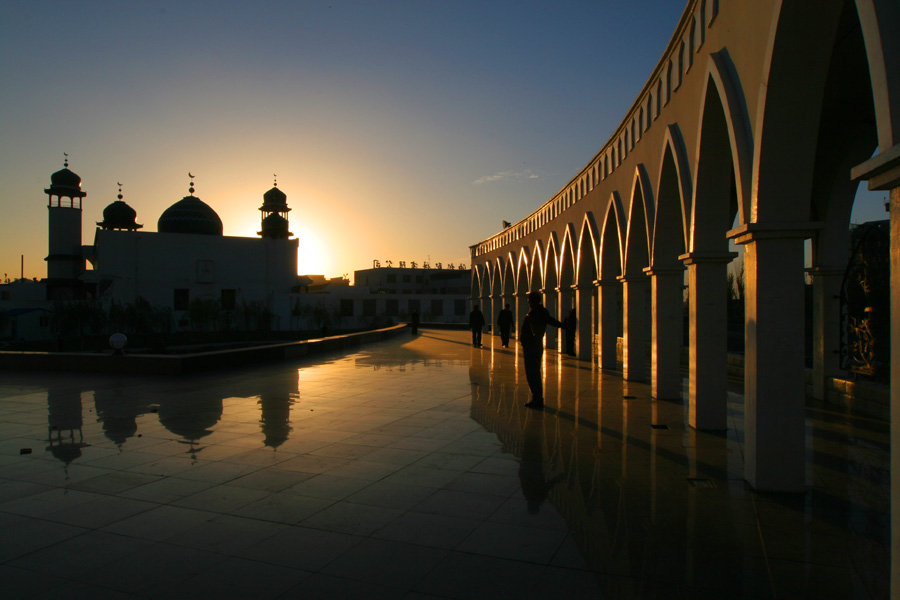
[574,213,600,359]
[653,125,692,267]
[649,125,691,399]
[854,0,900,149]
[624,165,653,276]
[598,195,624,368]
[690,52,752,243]
[622,167,653,381]
[750,1,846,223]
[543,233,562,350]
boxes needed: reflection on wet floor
[0,329,889,599]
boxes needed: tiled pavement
[0,329,889,599]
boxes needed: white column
[680,252,735,430]
[515,292,527,342]
[645,267,685,400]
[544,288,558,349]
[575,284,593,360]
[597,279,620,369]
[619,274,649,382]
[809,268,844,400]
[730,225,811,492]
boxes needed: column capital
[617,274,648,284]
[851,142,900,190]
[805,266,844,277]
[726,222,822,245]
[643,265,684,277]
[679,251,738,265]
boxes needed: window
[402,275,411,283]
[221,289,236,310]
[340,299,354,317]
[431,300,443,317]
[386,274,396,283]
[363,299,376,317]
[408,299,421,315]
[386,299,399,316]
[454,299,467,316]
[174,289,189,310]
[0,290,8,300]
[415,276,423,283]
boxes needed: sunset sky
[0,1,888,283]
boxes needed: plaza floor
[0,329,890,599]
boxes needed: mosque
[0,159,469,342]
[46,159,300,314]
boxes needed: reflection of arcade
[46,386,89,468]
[468,370,750,594]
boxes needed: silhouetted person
[520,291,561,409]
[411,309,419,335]
[564,308,577,356]
[469,305,485,347]
[497,303,513,348]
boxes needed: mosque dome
[45,157,86,198]
[259,212,291,239]
[158,195,223,236]
[98,186,142,230]
[262,186,288,211]
[51,168,81,189]
[99,201,143,230]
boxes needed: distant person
[520,291,562,409]
[564,308,577,357]
[411,309,419,336]
[469,305,485,347]
[497,303,513,348]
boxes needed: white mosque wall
[87,229,299,315]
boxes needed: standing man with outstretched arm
[469,304,486,348]
[520,291,562,409]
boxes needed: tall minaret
[44,154,86,300]
[258,175,292,239]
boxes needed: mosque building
[1,159,470,343]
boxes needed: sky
[0,1,889,284]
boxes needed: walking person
[563,307,577,357]
[469,304,486,347]
[497,303,513,348]
[520,291,562,409]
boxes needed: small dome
[261,186,289,211]
[98,200,142,231]
[51,168,81,189]
[259,213,291,239]
[45,164,86,198]
[158,195,223,236]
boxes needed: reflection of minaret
[44,154,86,300]
[46,387,88,467]
[157,391,223,460]
[258,368,298,449]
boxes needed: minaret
[258,175,292,239]
[44,154,86,300]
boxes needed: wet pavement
[0,329,889,599]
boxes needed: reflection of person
[497,304,513,348]
[520,291,562,409]
[519,413,564,513]
[469,305,486,347]
[564,308,577,357]
[411,310,419,335]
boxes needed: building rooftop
[0,330,888,598]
